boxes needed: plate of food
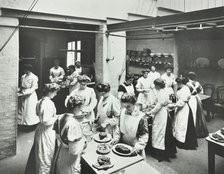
[97,143,111,154]
[112,143,133,156]
[209,132,224,143]
[93,132,112,143]
[92,155,114,170]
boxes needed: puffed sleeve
[67,121,83,142]
[108,97,121,126]
[58,67,65,80]
[85,88,97,112]
[49,68,54,82]
[134,118,149,151]
[23,75,38,95]
[41,101,57,126]
[176,87,191,108]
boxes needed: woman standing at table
[26,83,59,174]
[136,69,152,111]
[49,59,65,84]
[18,64,39,126]
[66,65,79,94]
[161,64,177,96]
[66,75,97,122]
[95,83,121,144]
[120,93,149,158]
[187,71,208,138]
[147,78,176,162]
[172,76,198,150]
[52,94,87,174]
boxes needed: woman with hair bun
[172,76,198,150]
[119,93,148,158]
[147,78,176,162]
[18,64,40,126]
[52,94,87,174]
[95,83,121,144]
[66,75,97,122]
[186,71,208,138]
[26,83,59,174]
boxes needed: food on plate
[221,128,224,135]
[115,144,131,154]
[99,132,107,140]
[97,155,111,166]
[97,143,111,154]
[211,133,224,142]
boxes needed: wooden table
[198,94,213,121]
[81,138,143,174]
[206,133,224,174]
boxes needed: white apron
[97,95,120,138]
[18,73,39,125]
[173,86,191,143]
[151,89,169,150]
[122,84,135,96]
[120,109,144,146]
[35,97,57,174]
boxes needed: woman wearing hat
[117,74,135,100]
[187,71,208,138]
[18,64,40,126]
[52,94,87,174]
[172,76,198,150]
[147,78,176,162]
[135,69,152,111]
[95,83,121,144]
[161,64,177,96]
[119,93,148,158]
[65,75,97,122]
[26,83,59,174]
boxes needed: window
[66,40,81,67]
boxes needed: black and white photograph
[0,0,224,174]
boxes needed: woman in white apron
[147,65,160,104]
[120,93,149,158]
[147,78,176,162]
[172,76,198,150]
[26,83,59,174]
[187,72,208,138]
[118,74,135,100]
[52,94,87,174]
[161,64,177,96]
[18,64,39,126]
[66,65,79,94]
[96,83,121,144]
[136,69,153,111]
[65,75,97,122]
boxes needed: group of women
[20,62,209,174]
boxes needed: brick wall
[0,17,19,159]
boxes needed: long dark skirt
[25,143,36,174]
[176,105,198,150]
[152,115,177,161]
[196,97,209,138]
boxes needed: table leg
[208,142,215,174]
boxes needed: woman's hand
[130,148,138,156]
